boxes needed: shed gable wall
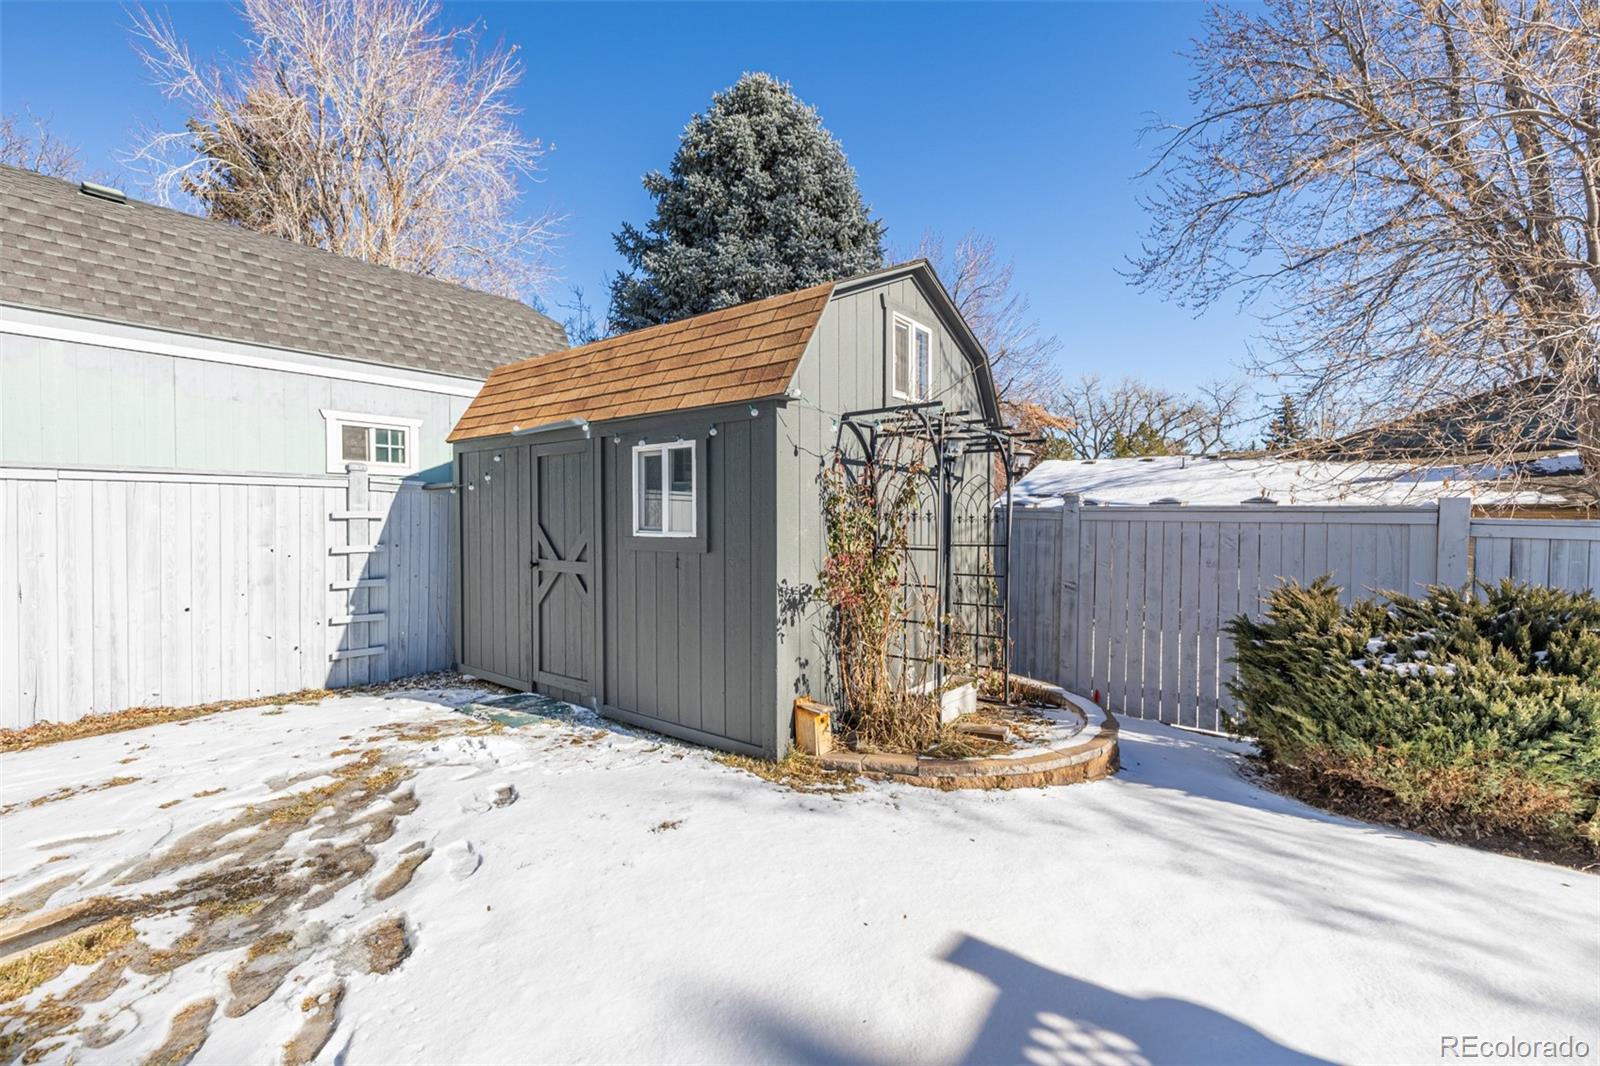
[774,275,997,713]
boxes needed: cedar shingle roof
[0,164,566,379]
[448,282,834,442]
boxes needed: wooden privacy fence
[0,465,453,729]
[1007,496,1599,733]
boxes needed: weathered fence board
[0,466,454,728]
[1008,498,1597,733]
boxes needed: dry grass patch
[253,750,412,827]
[283,981,344,1066]
[715,751,863,794]
[357,917,409,974]
[0,670,510,754]
[142,997,215,1066]
[0,694,323,754]
[0,916,136,1003]
[0,874,79,922]
[0,997,80,1064]
[918,726,1010,760]
[0,776,140,817]
[244,930,293,963]
[372,848,432,901]
[0,715,479,1062]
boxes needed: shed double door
[458,439,595,701]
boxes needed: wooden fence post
[1058,494,1081,691]
[1436,496,1472,590]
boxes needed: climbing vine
[816,440,944,751]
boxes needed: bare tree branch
[1052,374,1250,458]
[1131,0,1600,497]
[0,109,81,178]
[127,0,559,301]
[914,231,1062,409]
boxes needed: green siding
[1,332,471,480]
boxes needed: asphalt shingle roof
[448,282,833,442]
[0,165,566,379]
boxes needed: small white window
[633,442,696,537]
[891,314,933,401]
[322,410,422,475]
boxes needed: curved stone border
[817,679,1119,791]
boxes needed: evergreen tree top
[1264,395,1307,452]
[608,73,886,332]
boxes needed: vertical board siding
[0,467,453,729]
[1468,519,1599,593]
[1007,502,1594,734]
[594,410,774,751]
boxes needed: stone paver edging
[818,682,1119,790]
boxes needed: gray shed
[447,262,1009,756]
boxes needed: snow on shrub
[1226,579,1600,857]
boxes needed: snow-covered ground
[2,687,1595,1065]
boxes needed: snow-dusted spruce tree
[608,73,885,331]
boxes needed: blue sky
[0,0,1261,397]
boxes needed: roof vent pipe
[79,181,126,203]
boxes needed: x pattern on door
[534,524,590,598]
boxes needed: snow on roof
[1006,453,1581,509]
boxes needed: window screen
[341,424,369,462]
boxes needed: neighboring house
[448,260,1005,757]
[1,165,565,481]
[1320,375,1582,463]
[0,165,566,728]
[1008,454,1583,511]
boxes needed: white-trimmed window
[633,442,696,537]
[891,313,933,401]
[322,409,422,475]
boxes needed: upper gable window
[891,313,933,402]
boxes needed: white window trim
[321,409,423,475]
[890,313,934,402]
[631,441,697,538]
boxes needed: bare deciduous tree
[130,0,558,300]
[0,110,81,177]
[1052,374,1249,458]
[1132,0,1600,495]
[916,232,1062,409]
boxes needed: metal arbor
[832,401,1041,707]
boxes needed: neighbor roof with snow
[0,164,567,379]
[1007,454,1581,509]
[448,282,834,442]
